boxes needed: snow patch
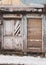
[0,55,46,65]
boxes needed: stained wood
[27,18,42,51]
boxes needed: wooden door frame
[26,14,44,52]
[2,18,23,50]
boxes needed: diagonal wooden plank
[14,24,20,35]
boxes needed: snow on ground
[0,55,46,65]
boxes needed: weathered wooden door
[27,18,42,52]
[2,20,13,49]
[13,19,23,50]
[2,19,23,50]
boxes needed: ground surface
[0,55,46,65]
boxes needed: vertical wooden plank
[0,14,3,50]
[0,25,1,49]
[42,15,44,52]
[22,15,27,52]
[43,15,46,52]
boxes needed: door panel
[13,37,23,50]
[13,20,23,50]
[27,18,42,51]
[3,37,13,49]
[3,20,13,35]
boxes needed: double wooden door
[2,19,23,50]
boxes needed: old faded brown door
[27,18,42,52]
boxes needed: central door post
[22,15,27,54]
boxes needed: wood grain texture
[0,0,23,5]
[43,16,46,52]
[22,15,27,52]
[27,18,42,51]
